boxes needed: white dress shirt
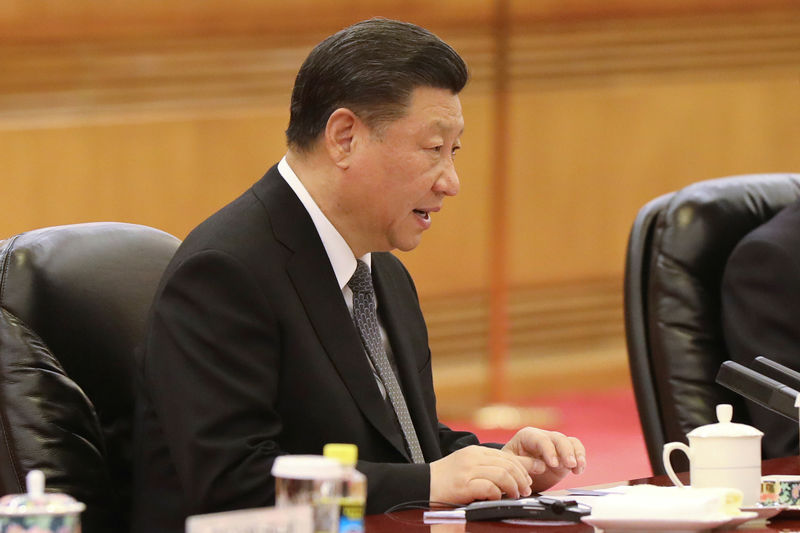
[278,156,394,398]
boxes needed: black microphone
[753,356,800,392]
[715,360,799,422]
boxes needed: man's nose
[435,163,460,196]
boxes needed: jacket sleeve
[143,249,284,515]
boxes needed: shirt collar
[277,155,371,288]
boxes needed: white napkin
[587,485,744,520]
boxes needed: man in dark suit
[722,197,800,459]
[131,18,586,532]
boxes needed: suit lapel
[254,168,409,460]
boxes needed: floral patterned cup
[0,471,84,533]
[761,475,800,507]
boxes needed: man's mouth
[413,209,430,220]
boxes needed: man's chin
[393,237,423,253]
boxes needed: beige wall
[2,1,799,408]
[507,77,800,286]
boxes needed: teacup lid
[686,404,764,438]
[0,470,85,517]
[271,455,342,480]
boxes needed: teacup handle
[662,442,691,487]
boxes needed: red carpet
[441,386,652,490]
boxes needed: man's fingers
[511,427,586,474]
[483,448,533,488]
[467,464,526,498]
[551,432,579,469]
[523,428,560,468]
[497,427,586,493]
[465,478,503,502]
[473,448,533,497]
[430,445,537,505]
[514,454,547,475]
[569,436,587,474]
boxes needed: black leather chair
[624,173,800,475]
[0,222,179,532]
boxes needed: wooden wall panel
[508,76,800,285]
[1,0,796,43]
[0,108,288,239]
[0,1,494,42]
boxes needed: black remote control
[464,496,590,522]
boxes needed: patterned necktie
[348,260,425,464]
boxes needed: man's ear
[324,108,359,169]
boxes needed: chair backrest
[0,222,179,532]
[624,173,800,475]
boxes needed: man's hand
[501,427,586,491]
[428,429,586,506]
[429,445,533,505]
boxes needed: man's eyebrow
[432,120,465,136]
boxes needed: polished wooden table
[363,456,800,532]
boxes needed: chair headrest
[0,222,180,421]
[654,174,800,285]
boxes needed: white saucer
[719,510,769,529]
[581,512,757,532]
[739,505,786,520]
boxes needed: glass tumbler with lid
[272,455,342,533]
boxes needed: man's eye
[429,145,459,157]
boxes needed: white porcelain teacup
[662,404,763,507]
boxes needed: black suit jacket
[721,198,800,459]
[130,165,479,533]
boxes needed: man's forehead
[402,86,464,134]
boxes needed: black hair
[286,18,468,151]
